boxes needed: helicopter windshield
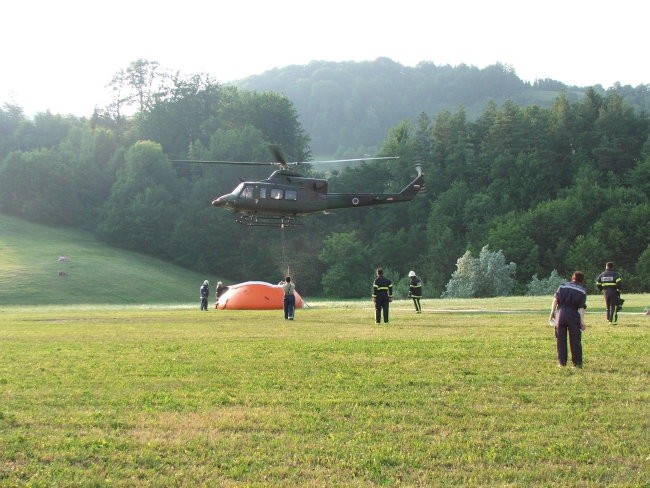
[231,182,245,197]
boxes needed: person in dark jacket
[596,261,622,324]
[549,271,588,367]
[372,268,393,324]
[215,281,228,299]
[200,280,210,311]
[407,270,422,313]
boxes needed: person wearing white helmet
[200,280,210,311]
[408,270,422,313]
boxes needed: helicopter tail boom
[324,166,424,211]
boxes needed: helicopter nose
[212,194,235,207]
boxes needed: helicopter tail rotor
[411,162,427,195]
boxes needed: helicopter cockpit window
[242,186,254,199]
[271,189,283,200]
[285,189,297,201]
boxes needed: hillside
[0,214,224,305]
[237,57,648,155]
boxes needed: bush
[526,270,566,295]
[442,245,516,298]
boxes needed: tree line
[0,60,648,298]
[239,57,650,156]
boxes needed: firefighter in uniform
[408,270,422,313]
[596,261,622,324]
[200,280,210,311]
[372,268,393,324]
[549,271,587,367]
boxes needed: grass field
[1,297,648,486]
[0,214,214,305]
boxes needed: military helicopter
[175,146,424,227]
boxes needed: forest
[239,57,650,156]
[1,59,649,297]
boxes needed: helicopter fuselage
[212,168,424,224]
[213,170,327,216]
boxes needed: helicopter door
[239,185,262,212]
[250,186,263,210]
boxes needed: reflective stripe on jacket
[373,276,393,299]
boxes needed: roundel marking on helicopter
[352,197,360,205]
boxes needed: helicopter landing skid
[235,215,302,227]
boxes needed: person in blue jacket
[549,271,587,367]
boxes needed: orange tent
[215,281,304,310]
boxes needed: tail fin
[398,164,424,199]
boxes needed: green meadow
[1,214,649,485]
[0,215,212,306]
[1,298,648,487]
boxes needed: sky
[2,0,647,117]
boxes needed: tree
[232,90,311,161]
[58,126,120,228]
[0,149,82,225]
[566,203,650,292]
[97,141,179,254]
[107,59,162,117]
[442,245,516,298]
[0,103,25,158]
[319,231,371,298]
[424,182,473,294]
[628,246,650,291]
[441,250,479,298]
[135,73,224,157]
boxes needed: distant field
[0,214,219,305]
[0,300,648,486]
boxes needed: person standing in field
[596,261,622,324]
[200,280,210,311]
[549,271,587,368]
[215,281,228,299]
[282,276,296,320]
[408,270,422,313]
[372,268,393,324]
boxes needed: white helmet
[217,281,223,286]
[408,270,416,277]
[203,280,209,285]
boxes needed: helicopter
[175,146,424,227]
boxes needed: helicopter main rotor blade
[171,160,278,166]
[309,156,399,164]
[171,155,399,166]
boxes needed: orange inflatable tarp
[215,281,304,310]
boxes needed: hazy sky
[2,0,646,117]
